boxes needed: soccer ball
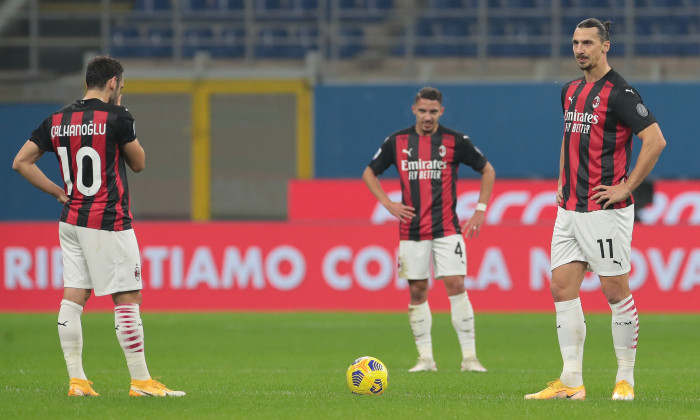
[346,356,388,395]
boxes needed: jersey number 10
[57,146,102,197]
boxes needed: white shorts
[398,234,467,280]
[59,222,143,296]
[551,206,634,276]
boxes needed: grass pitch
[1,311,698,419]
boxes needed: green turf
[0,311,698,419]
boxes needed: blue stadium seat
[679,43,699,55]
[225,0,245,8]
[560,16,582,34]
[215,27,246,57]
[649,0,683,6]
[488,17,550,56]
[441,17,475,36]
[134,0,172,11]
[414,16,438,37]
[432,0,478,7]
[337,27,364,58]
[255,0,282,9]
[255,27,294,58]
[186,0,217,10]
[339,0,358,8]
[407,17,476,57]
[429,0,460,8]
[146,28,174,57]
[293,0,319,9]
[635,16,656,35]
[182,28,215,58]
[563,0,611,6]
[296,26,320,52]
[110,27,141,57]
[254,0,316,19]
[367,0,393,10]
[505,0,537,6]
[488,0,537,6]
[636,15,695,56]
[276,26,319,58]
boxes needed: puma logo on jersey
[402,148,412,157]
[613,260,622,267]
[568,96,576,104]
[625,89,634,94]
[58,321,68,327]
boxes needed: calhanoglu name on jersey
[51,122,106,138]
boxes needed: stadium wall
[314,83,696,179]
[1,82,697,221]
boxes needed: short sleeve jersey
[29,98,138,231]
[368,124,487,241]
[560,69,657,212]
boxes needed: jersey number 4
[454,242,463,258]
[57,146,102,197]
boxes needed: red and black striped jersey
[29,98,138,231]
[368,124,487,241]
[560,69,657,212]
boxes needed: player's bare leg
[443,276,486,372]
[601,274,637,400]
[407,279,436,372]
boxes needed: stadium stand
[0,0,698,76]
[107,0,700,60]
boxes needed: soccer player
[362,86,496,372]
[12,56,185,397]
[525,19,666,401]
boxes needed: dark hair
[577,18,611,42]
[85,55,123,90]
[415,86,442,104]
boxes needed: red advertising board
[2,221,698,313]
[289,179,700,226]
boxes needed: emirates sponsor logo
[400,159,447,171]
[401,159,446,180]
[564,109,599,124]
[564,109,599,134]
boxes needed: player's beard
[107,90,119,105]
[577,55,592,71]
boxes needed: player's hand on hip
[556,188,563,206]
[386,202,415,223]
[591,179,632,209]
[57,192,69,204]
